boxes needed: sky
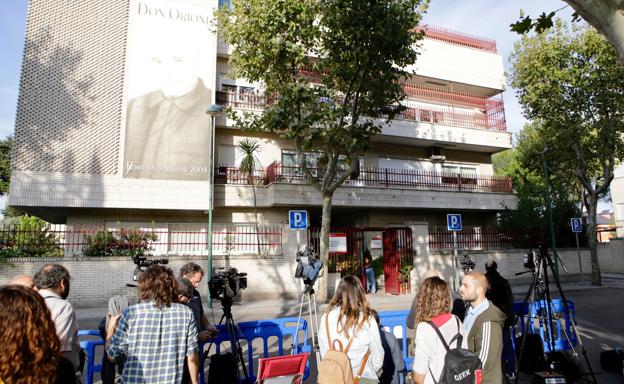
[0,0,575,140]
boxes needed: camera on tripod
[459,252,476,273]
[208,267,248,301]
[294,246,323,292]
[132,254,169,282]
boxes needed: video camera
[208,267,248,301]
[459,253,476,273]
[132,254,169,282]
[294,246,323,293]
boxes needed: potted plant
[399,264,413,294]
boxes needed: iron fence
[428,226,514,250]
[0,223,282,257]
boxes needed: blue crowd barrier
[202,316,310,384]
[513,299,577,353]
[378,310,413,371]
[77,329,104,384]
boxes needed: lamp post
[542,148,560,278]
[206,103,223,309]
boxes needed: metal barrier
[78,329,104,384]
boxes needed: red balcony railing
[417,24,497,53]
[218,82,507,131]
[216,162,513,193]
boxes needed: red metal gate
[383,228,413,295]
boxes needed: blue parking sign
[447,214,462,231]
[571,218,582,233]
[289,210,308,230]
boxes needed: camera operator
[179,263,218,341]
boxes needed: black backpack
[427,317,483,384]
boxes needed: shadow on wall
[13,28,94,172]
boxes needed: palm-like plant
[238,138,261,254]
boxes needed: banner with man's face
[123,0,217,181]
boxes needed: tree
[237,138,262,254]
[510,22,624,285]
[217,0,428,299]
[510,1,624,65]
[494,124,582,248]
[0,136,13,195]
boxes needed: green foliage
[0,215,63,259]
[0,136,13,195]
[82,228,158,257]
[217,0,428,193]
[399,263,413,282]
[496,123,583,248]
[237,139,261,180]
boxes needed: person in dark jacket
[372,310,405,384]
[485,260,515,376]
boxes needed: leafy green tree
[217,0,428,298]
[510,1,624,65]
[238,138,262,254]
[0,136,13,195]
[495,123,582,248]
[510,22,624,285]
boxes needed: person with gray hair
[179,263,218,342]
[34,263,81,379]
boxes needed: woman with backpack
[318,276,384,384]
[412,276,470,384]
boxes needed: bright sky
[0,0,575,141]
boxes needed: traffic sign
[447,214,462,231]
[289,210,308,230]
[571,218,582,233]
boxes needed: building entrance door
[383,228,413,295]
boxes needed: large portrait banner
[123,0,217,181]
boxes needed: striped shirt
[106,301,198,384]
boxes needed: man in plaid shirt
[106,265,199,384]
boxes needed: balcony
[215,162,513,193]
[417,24,497,53]
[217,83,507,132]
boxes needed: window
[442,165,478,185]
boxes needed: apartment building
[9,0,516,297]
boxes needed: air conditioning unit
[429,147,446,161]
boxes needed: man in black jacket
[485,260,515,377]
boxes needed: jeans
[365,266,376,293]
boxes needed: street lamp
[206,103,223,308]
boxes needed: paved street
[76,274,624,383]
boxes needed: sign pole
[453,230,459,291]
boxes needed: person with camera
[318,275,384,383]
[180,263,219,342]
[106,265,199,384]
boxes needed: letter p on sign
[289,210,308,230]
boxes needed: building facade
[9,0,516,298]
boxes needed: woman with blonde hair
[0,285,75,384]
[412,276,467,384]
[318,275,384,383]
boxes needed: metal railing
[0,224,282,257]
[217,83,507,132]
[428,226,513,250]
[417,24,497,53]
[229,162,513,193]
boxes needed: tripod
[205,297,250,384]
[293,282,321,368]
[514,246,597,384]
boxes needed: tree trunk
[585,195,602,286]
[316,191,333,302]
